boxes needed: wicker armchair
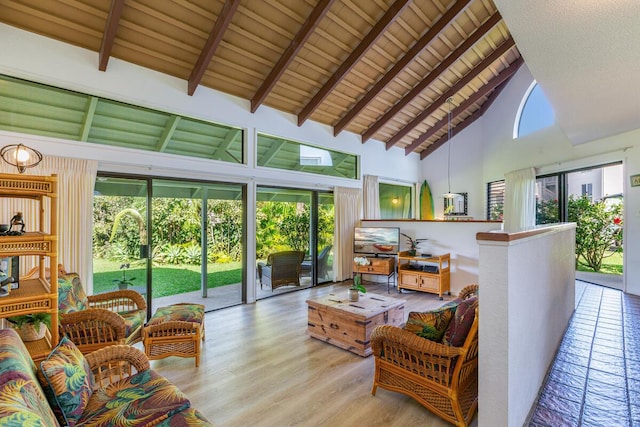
[371,284,479,427]
[257,250,305,290]
[57,267,147,354]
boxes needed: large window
[256,133,358,179]
[514,81,555,139]
[487,180,505,221]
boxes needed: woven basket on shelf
[16,323,47,342]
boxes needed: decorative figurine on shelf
[9,212,25,234]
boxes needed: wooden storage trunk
[306,293,405,357]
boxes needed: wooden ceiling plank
[384,35,514,149]
[363,11,503,142]
[251,0,337,113]
[297,0,413,127]
[419,70,517,160]
[333,0,474,136]
[99,0,125,71]
[188,0,241,96]
[405,56,523,154]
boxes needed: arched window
[513,81,555,139]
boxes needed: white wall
[478,224,576,427]
[422,64,640,295]
[361,220,500,295]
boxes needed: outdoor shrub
[182,242,202,265]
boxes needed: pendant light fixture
[0,143,43,173]
[443,97,459,199]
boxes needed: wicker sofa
[0,328,213,426]
[371,284,479,427]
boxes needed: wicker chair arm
[60,308,127,339]
[88,289,147,311]
[86,344,150,371]
[371,325,465,359]
[458,284,479,300]
[86,345,150,388]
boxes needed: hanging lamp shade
[0,144,43,173]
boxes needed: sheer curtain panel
[504,167,536,232]
[363,175,380,219]
[334,187,362,281]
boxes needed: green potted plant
[7,313,51,342]
[113,263,136,290]
[350,257,370,302]
[401,233,418,256]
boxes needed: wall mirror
[444,192,468,216]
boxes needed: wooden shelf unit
[397,251,450,299]
[0,173,58,362]
[353,256,396,293]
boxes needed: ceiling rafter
[333,0,474,136]
[251,0,338,113]
[80,96,98,141]
[188,0,241,96]
[405,56,523,155]
[98,0,125,71]
[419,73,514,160]
[156,115,181,152]
[384,35,515,150]
[297,0,413,127]
[362,11,503,143]
[212,128,241,160]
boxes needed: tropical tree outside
[568,195,623,273]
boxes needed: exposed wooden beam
[251,0,337,113]
[333,0,474,136]
[99,0,125,71]
[384,36,515,150]
[188,0,241,96]
[419,73,516,160]
[405,57,523,155]
[156,115,181,152]
[212,128,241,160]
[297,0,413,127]
[361,12,503,143]
[259,139,285,167]
[79,96,98,141]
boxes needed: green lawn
[92,259,242,297]
[576,251,623,275]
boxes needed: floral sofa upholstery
[0,328,214,426]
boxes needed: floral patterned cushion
[404,305,456,342]
[0,329,60,426]
[58,273,88,314]
[40,337,95,427]
[147,304,205,326]
[78,369,190,427]
[442,296,478,347]
[119,309,146,338]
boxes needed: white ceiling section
[493,0,640,145]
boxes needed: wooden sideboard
[397,251,450,299]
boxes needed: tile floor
[528,281,640,426]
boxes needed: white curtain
[334,187,362,281]
[504,167,537,232]
[362,174,379,219]
[0,155,98,287]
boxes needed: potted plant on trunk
[7,313,51,342]
[350,257,370,302]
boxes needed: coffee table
[306,292,406,357]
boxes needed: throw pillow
[40,337,95,426]
[57,273,87,314]
[442,295,478,347]
[403,305,456,342]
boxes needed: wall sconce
[392,197,399,205]
[0,144,43,173]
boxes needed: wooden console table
[353,256,395,293]
[397,251,450,299]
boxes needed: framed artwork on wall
[0,256,19,290]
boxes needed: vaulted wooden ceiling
[0,0,521,159]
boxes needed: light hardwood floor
[148,280,477,427]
